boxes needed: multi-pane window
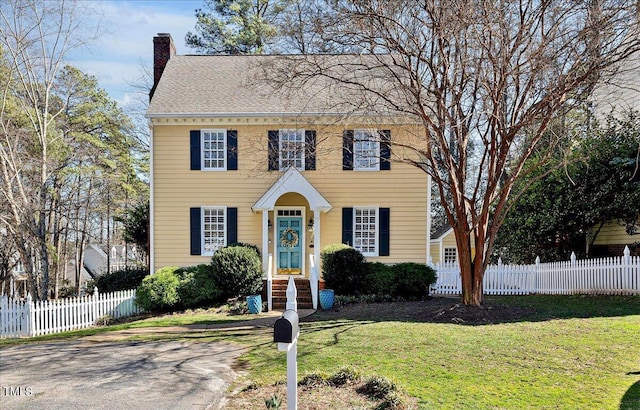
[444,247,457,264]
[279,129,305,170]
[354,207,378,256]
[354,130,380,170]
[202,207,226,255]
[202,130,226,170]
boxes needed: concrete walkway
[0,309,316,410]
[80,309,316,342]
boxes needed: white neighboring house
[84,244,142,278]
[5,258,27,297]
[591,54,640,117]
[588,50,640,257]
[1,244,142,298]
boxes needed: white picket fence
[432,246,640,296]
[0,288,143,338]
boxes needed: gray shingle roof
[146,54,407,118]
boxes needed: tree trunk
[455,228,484,306]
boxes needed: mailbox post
[274,309,299,410]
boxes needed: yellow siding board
[593,220,640,245]
[428,229,476,265]
[153,123,429,270]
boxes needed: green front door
[277,217,303,274]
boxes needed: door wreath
[280,227,299,247]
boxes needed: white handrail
[309,254,318,309]
[267,253,273,311]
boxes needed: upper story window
[354,207,378,256]
[279,129,305,170]
[202,129,226,170]
[343,129,391,171]
[354,130,380,171]
[268,129,316,172]
[190,129,237,171]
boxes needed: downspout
[149,122,155,274]
[426,174,432,264]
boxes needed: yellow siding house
[146,34,432,308]
[590,219,640,257]
[429,225,476,265]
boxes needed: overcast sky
[68,1,202,106]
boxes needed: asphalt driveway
[0,340,246,409]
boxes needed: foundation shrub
[135,266,180,311]
[391,262,437,300]
[88,267,149,293]
[321,244,368,296]
[176,264,221,308]
[363,262,394,295]
[212,245,262,299]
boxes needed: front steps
[263,278,314,310]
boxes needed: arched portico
[252,168,332,310]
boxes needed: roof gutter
[145,111,378,119]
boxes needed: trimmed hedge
[135,267,180,311]
[226,242,261,258]
[176,264,221,308]
[212,245,263,299]
[363,262,395,295]
[321,244,369,296]
[87,267,148,294]
[321,244,437,300]
[391,262,437,300]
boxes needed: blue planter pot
[247,295,262,314]
[319,289,335,310]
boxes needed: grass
[2,295,639,409]
[230,295,640,409]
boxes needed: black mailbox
[274,309,299,344]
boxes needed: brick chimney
[150,33,176,101]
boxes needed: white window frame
[444,247,457,264]
[353,207,379,256]
[201,129,227,171]
[354,129,380,171]
[279,129,305,171]
[201,206,227,256]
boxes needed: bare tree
[266,0,640,305]
[0,0,99,299]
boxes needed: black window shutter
[380,130,391,171]
[190,207,201,255]
[305,130,316,171]
[268,130,279,171]
[227,130,238,170]
[342,207,353,246]
[227,207,238,245]
[343,130,353,170]
[190,130,201,170]
[379,208,390,256]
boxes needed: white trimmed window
[354,207,378,256]
[279,129,305,170]
[444,247,457,264]
[13,259,24,273]
[202,129,227,170]
[202,207,226,255]
[354,130,380,171]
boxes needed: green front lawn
[2,295,638,409]
[235,296,640,409]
